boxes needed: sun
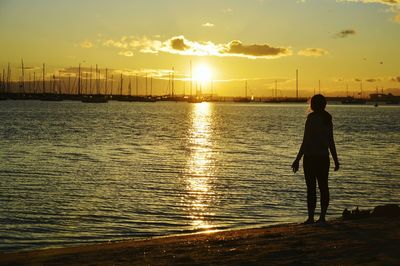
[193,64,212,83]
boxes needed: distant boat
[369,93,399,105]
[187,96,202,103]
[341,96,366,105]
[40,94,63,101]
[139,96,156,102]
[233,97,251,103]
[81,95,108,103]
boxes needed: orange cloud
[298,48,329,56]
[222,40,291,58]
[336,29,357,38]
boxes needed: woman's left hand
[291,159,299,173]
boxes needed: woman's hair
[310,94,327,112]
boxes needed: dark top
[301,110,334,156]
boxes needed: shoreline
[1,217,399,265]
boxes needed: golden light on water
[184,102,215,230]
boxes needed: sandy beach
[1,216,399,265]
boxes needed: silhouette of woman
[292,94,340,224]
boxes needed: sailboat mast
[150,76,153,96]
[68,75,71,95]
[110,74,114,96]
[33,72,36,94]
[136,74,138,96]
[85,72,88,95]
[319,80,321,94]
[21,59,25,94]
[78,63,81,95]
[105,68,108,96]
[2,69,5,92]
[26,72,30,93]
[120,73,123,96]
[42,63,46,94]
[190,61,193,97]
[172,67,175,98]
[145,73,148,96]
[7,63,11,93]
[89,65,92,95]
[58,72,61,94]
[52,74,56,94]
[96,64,99,95]
[296,69,299,99]
[129,77,132,96]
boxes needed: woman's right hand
[291,159,299,173]
[334,161,340,171]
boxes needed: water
[0,101,399,252]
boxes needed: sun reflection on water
[184,102,215,230]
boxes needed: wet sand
[1,217,399,265]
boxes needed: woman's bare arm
[328,126,340,171]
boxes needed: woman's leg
[303,156,317,222]
[317,156,330,221]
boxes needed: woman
[292,94,340,224]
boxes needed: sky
[1,0,400,97]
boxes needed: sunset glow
[193,64,213,83]
[0,0,399,97]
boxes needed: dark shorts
[303,154,330,212]
[303,154,330,179]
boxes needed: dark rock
[372,204,400,218]
[342,207,371,220]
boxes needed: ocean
[0,101,399,252]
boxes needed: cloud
[338,0,400,23]
[201,22,215,27]
[59,66,177,79]
[336,29,357,38]
[80,40,93,48]
[169,36,190,51]
[222,8,233,13]
[19,66,40,71]
[118,50,134,57]
[391,76,400,82]
[366,78,381,82]
[99,35,291,59]
[157,36,292,59]
[222,40,292,58]
[103,39,128,49]
[298,48,329,56]
[337,0,399,5]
